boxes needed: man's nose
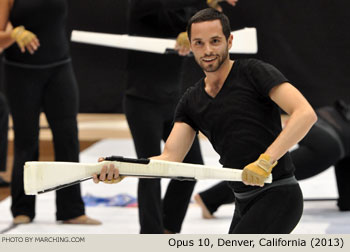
[203,43,213,55]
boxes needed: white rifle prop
[24,156,272,195]
[71,27,258,54]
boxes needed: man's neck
[204,59,234,98]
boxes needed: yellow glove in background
[175,31,191,56]
[242,154,277,186]
[207,0,222,10]
[11,26,37,50]
[176,32,190,49]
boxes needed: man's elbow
[304,106,318,127]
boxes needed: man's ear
[228,34,233,49]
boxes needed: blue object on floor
[83,194,110,206]
[83,193,137,207]
[107,194,137,207]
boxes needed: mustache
[200,54,218,59]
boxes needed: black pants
[334,156,350,210]
[199,181,234,215]
[293,120,343,179]
[0,92,8,172]
[229,182,303,234]
[293,121,350,210]
[4,61,85,220]
[124,95,203,233]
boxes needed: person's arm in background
[207,0,238,11]
[93,122,197,183]
[0,0,15,49]
[0,0,39,54]
[131,0,238,19]
[131,0,207,18]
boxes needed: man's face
[190,20,232,73]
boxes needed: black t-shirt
[5,0,69,65]
[175,58,295,192]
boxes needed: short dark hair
[187,8,231,41]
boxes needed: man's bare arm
[266,82,317,162]
[94,122,197,183]
[152,122,197,162]
[242,82,317,186]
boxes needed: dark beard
[196,48,229,73]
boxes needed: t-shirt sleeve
[174,88,199,132]
[248,59,289,97]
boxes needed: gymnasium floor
[1,134,350,234]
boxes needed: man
[95,8,317,233]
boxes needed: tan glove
[96,159,125,184]
[176,32,190,48]
[11,26,37,50]
[207,0,223,11]
[242,154,277,186]
[102,176,125,184]
[175,31,191,56]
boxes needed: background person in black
[0,92,10,187]
[0,40,9,187]
[125,0,207,234]
[194,100,350,219]
[125,0,238,234]
[95,8,317,233]
[0,0,100,225]
[295,101,350,211]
